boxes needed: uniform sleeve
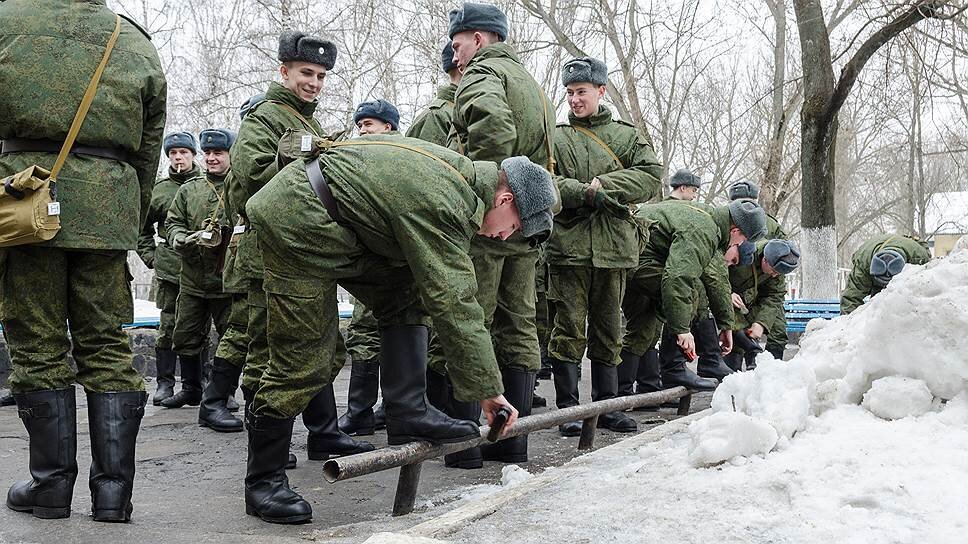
[455,72,516,163]
[392,211,504,402]
[131,68,167,230]
[230,115,280,221]
[700,258,737,331]
[136,198,158,268]
[749,275,787,332]
[552,134,590,209]
[661,232,710,334]
[597,131,663,205]
[840,263,872,314]
[164,186,191,248]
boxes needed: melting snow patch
[862,376,934,420]
[688,411,778,467]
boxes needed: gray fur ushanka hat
[562,57,607,87]
[278,31,337,70]
[500,156,557,241]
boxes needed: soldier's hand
[171,234,188,250]
[719,329,733,356]
[480,394,518,437]
[748,322,765,340]
[586,179,631,220]
[676,332,696,359]
[730,293,747,311]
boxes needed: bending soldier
[841,234,931,314]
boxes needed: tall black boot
[427,370,483,470]
[617,350,640,397]
[724,351,744,372]
[634,349,662,411]
[87,391,147,523]
[380,325,480,445]
[152,348,176,406]
[304,384,375,461]
[244,413,311,524]
[481,367,534,463]
[198,357,243,432]
[693,319,735,381]
[6,388,77,519]
[551,359,582,437]
[337,359,380,436]
[243,386,297,469]
[659,329,717,392]
[592,362,637,433]
[160,353,202,408]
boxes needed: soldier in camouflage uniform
[336,99,401,437]
[447,1,557,465]
[0,0,165,522]
[138,132,200,405]
[841,233,931,314]
[230,31,372,474]
[407,41,459,146]
[548,57,663,437]
[243,134,552,523]
[726,239,800,370]
[159,130,233,417]
[622,200,766,394]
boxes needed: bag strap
[269,101,320,137]
[205,177,226,226]
[571,125,624,169]
[50,15,122,182]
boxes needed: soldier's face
[478,187,522,241]
[204,149,230,175]
[357,118,392,135]
[566,83,605,118]
[451,31,486,73]
[280,61,326,102]
[168,148,194,173]
[672,186,698,201]
[761,259,780,278]
[723,228,748,266]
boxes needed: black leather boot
[693,319,735,381]
[244,386,297,469]
[551,359,582,437]
[152,348,176,406]
[0,391,15,406]
[659,329,717,392]
[634,349,662,411]
[227,393,240,412]
[198,358,243,432]
[160,353,202,408]
[724,351,744,372]
[427,370,483,469]
[746,350,758,371]
[304,384,375,461]
[481,367,534,463]
[337,359,380,436]
[531,383,547,408]
[617,350,640,397]
[244,413,312,524]
[6,388,77,519]
[380,325,480,445]
[592,361,637,433]
[87,391,147,522]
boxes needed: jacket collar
[168,163,201,184]
[467,42,519,69]
[437,84,457,102]
[266,81,319,117]
[568,105,612,128]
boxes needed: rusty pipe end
[322,458,342,483]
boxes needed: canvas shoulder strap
[269,101,320,137]
[319,139,467,183]
[571,125,624,169]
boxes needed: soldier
[727,239,800,370]
[337,98,401,437]
[407,41,459,146]
[547,57,663,437]
[158,130,233,418]
[841,233,931,314]
[243,134,551,523]
[668,168,700,201]
[622,200,767,395]
[139,132,201,405]
[447,1,557,464]
[0,0,166,522]
[229,31,372,469]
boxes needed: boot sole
[598,424,638,433]
[6,501,71,519]
[245,504,312,524]
[559,428,582,438]
[386,433,479,446]
[92,507,132,523]
[306,448,375,461]
[199,420,243,433]
[445,460,484,469]
[479,454,527,464]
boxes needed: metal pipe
[392,462,423,517]
[322,386,691,483]
[577,415,598,450]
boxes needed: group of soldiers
[0,0,934,529]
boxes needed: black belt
[1,138,131,164]
[306,158,344,224]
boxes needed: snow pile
[861,376,934,420]
[693,250,968,464]
[500,464,533,487]
[687,411,777,466]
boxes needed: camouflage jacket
[137,164,201,283]
[0,0,167,250]
[165,171,230,298]
[406,84,456,146]
[766,214,785,239]
[635,200,736,334]
[449,43,556,256]
[264,135,505,401]
[550,106,663,268]
[728,242,787,333]
[229,81,321,282]
[841,233,931,314]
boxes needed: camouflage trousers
[215,293,249,368]
[621,262,667,356]
[548,265,627,365]
[0,247,144,393]
[240,279,269,393]
[153,278,179,350]
[345,301,380,364]
[172,292,230,357]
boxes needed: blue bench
[784,299,841,333]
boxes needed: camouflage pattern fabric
[841,233,931,314]
[215,293,249,368]
[240,279,269,393]
[729,243,788,345]
[547,265,627,365]
[345,302,380,364]
[406,84,456,147]
[153,278,179,350]
[165,171,230,298]
[244,136,505,418]
[137,164,201,281]
[0,247,144,393]
[171,293,230,357]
